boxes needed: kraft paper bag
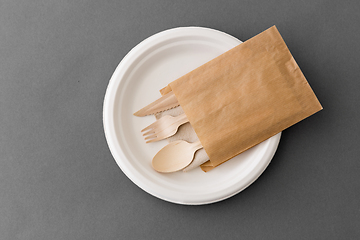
[165,26,322,171]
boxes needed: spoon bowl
[152,140,203,173]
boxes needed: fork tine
[141,123,155,132]
[141,115,173,132]
[142,130,156,136]
[142,121,162,132]
[146,134,168,143]
[146,138,161,143]
[144,134,157,140]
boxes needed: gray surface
[1,0,359,239]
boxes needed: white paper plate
[103,27,281,205]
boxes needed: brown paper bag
[165,26,322,171]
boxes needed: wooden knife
[133,91,179,117]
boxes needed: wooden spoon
[152,140,203,173]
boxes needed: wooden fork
[141,113,189,143]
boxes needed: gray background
[1,0,359,239]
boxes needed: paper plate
[103,27,281,205]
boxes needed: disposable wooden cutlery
[152,140,203,173]
[141,113,189,143]
[134,91,179,116]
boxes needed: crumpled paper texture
[166,26,322,171]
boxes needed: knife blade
[134,91,179,117]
